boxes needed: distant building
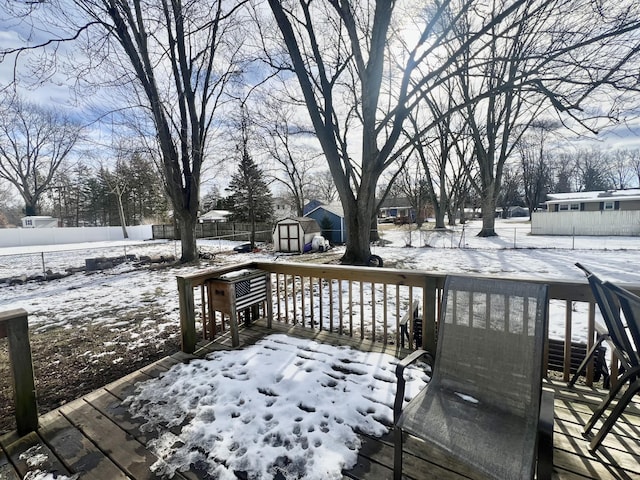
[272,197,296,220]
[21,216,58,228]
[378,197,415,223]
[305,203,346,244]
[199,210,230,223]
[531,189,640,236]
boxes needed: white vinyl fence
[0,225,153,248]
[531,211,640,236]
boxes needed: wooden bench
[547,338,609,386]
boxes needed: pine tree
[227,146,273,248]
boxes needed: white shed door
[278,223,300,252]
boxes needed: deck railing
[177,261,640,387]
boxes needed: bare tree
[518,120,558,215]
[446,0,640,236]
[266,0,640,260]
[100,163,129,239]
[255,99,320,217]
[630,149,640,188]
[0,95,83,216]
[308,170,338,205]
[609,149,636,190]
[2,0,248,262]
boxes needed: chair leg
[394,427,403,480]
[589,379,640,452]
[568,337,605,388]
[585,368,636,435]
[537,390,554,479]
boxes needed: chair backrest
[576,263,636,366]
[602,281,640,366]
[432,275,548,418]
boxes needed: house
[303,199,324,216]
[378,197,415,223]
[272,197,296,221]
[199,210,230,223]
[531,189,640,236]
[305,203,346,244]
[21,216,58,228]
[272,217,322,253]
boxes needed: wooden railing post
[177,276,197,354]
[0,308,38,435]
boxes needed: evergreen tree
[227,135,273,248]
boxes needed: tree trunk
[24,202,37,217]
[341,196,375,265]
[178,213,198,263]
[477,194,498,237]
[116,193,129,239]
[434,206,447,229]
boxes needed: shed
[305,203,346,244]
[21,216,58,228]
[273,217,322,253]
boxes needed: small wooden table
[206,269,272,346]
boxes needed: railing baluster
[564,300,573,382]
[292,275,298,325]
[329,278,334,332]
[276,273,282,321]
[283,274,289,324]
[371,282,376,343]
[349,280,354,336]
[360,281,364,339]
[338,279,344,334]
[383,284,388,345]
[301,275,307,328]
[396,284,401,346]
[586,301,596,385]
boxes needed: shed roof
[275,217,321,233]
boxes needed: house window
[603,201,614,210]
[559,204,569,211]
[570,203,580,211]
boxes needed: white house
[272,197,296,221]
[199,210,230,223]
[21,216,58,228]
[531,189,640,236]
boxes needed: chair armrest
[537,388,554,480]
[393,349,433,423]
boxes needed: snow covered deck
[1,320,639,480]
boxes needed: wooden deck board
[37,409,128,480]
[1,320,639,480]
[3,430,71,479]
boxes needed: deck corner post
[1,308,38,435]
[177,276,197,354]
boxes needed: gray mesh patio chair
[569,263,634,389]
[585,280,640,452]
[393,276,554,480]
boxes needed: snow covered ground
[1,219,639,340]
[2,219,639,479]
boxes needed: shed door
[278,223,300,252]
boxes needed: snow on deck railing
[177,261,638,388]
